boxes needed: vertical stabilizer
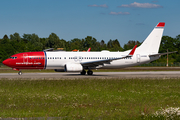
[137,22,165,54]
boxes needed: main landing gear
[80,69,93,75]
[87,70,93,75]
[81,70,86,75]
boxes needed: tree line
[0,32,179,64]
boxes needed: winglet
[87,48,91,52]
[128,45,137,56]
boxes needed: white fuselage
[45,50,159,69]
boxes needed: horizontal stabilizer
[149,51,177,57]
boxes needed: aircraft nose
[2,59,9,66]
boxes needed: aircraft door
[23,54,28,65]
[137,54,140,63]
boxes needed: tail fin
[137,22,165,54]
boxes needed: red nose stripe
[3,52,46,69]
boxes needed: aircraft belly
[46,59,64,69]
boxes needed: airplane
[2,22,176,75]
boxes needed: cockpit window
[10,56,17,59]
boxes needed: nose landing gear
[12,68,22,75]
[18,71,22,75]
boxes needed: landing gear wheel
[81,70,86,75]
[87,70,93,75]
[18,71,22,75]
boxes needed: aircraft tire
[87,70,93,75]
[18,71,22,75]
[81,70,86,75]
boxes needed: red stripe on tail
[156,22,165,27]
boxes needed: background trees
[123,40,141,51]
[0,32,179,64]
[107,39,123,51]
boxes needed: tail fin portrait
[137,22,165,54]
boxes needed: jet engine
[64,63,83,72]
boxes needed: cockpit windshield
[10,56,17,59]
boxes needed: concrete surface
[1,71,180,80]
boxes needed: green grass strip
[0,78,180,119]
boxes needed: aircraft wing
[149,51,177,57]
[87,48,91,52]
[81,45,137,67]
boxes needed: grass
[0,78,180,119]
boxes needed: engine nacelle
[54,69,65,72]
[64,63,83,72]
